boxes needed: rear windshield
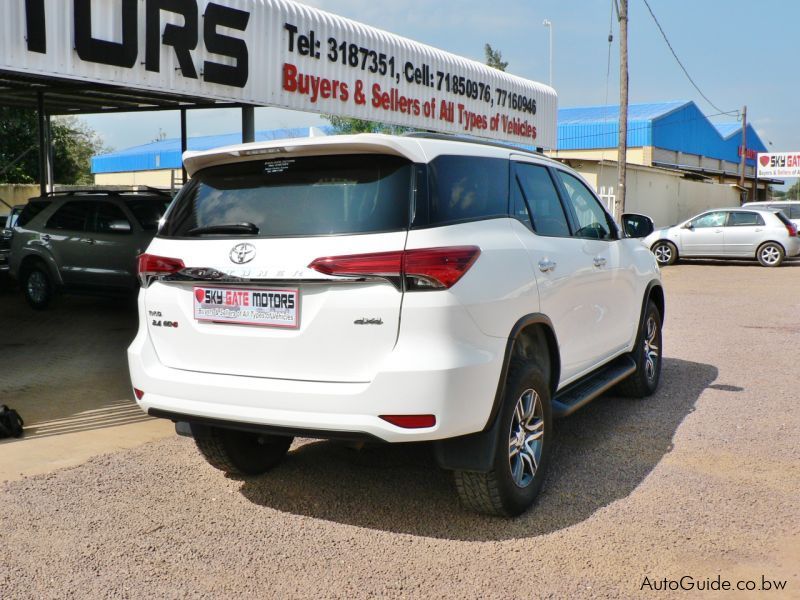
[125,198,172,231]
[16,200,51,227]
[160,154,412,238]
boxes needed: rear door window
[92,202,132,234]
[125,198,172,231]
[728,211,764,227]
[161,154,412,238]
[512,163,571,237]
[45,201,93,232]
[427,156,508,226]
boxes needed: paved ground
[1,261,799,599]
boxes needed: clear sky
[84,0,799,185]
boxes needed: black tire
[617,300,663,398]
[22,263,54,310]
[454,362,553,517]
[191,425,293,476]
[651,241,678,266]
[756,242,784,267]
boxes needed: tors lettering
[25,0,250,88]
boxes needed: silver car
[643,208,800,267]
[9,190,172,308]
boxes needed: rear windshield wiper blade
[186,222,260,236]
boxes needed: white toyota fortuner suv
[128,133,664,516]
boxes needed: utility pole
[615,0,628,222]
[543,19,553,88]
[738,105,747,202]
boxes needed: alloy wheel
[760,245,780,265]
[27,271,47,305]
[508,388,544,488]
[643,315,660,383]
[654,244,672,265]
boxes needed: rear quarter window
[16,200,51,227]
[426,155,509,226]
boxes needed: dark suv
[9,190,172,309]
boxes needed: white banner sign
[757,152,800,178]
[0,0,557,147]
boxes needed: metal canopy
[0,70,240,115]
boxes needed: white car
[644,207,800,267]
[742,200,800,229]
[128,133,664,516]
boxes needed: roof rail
[402,131,545,156]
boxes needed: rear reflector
[380,414,436,428]
[308,246,480,290]
[133,388,145,400]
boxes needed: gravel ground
[1,261,799,599]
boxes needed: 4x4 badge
[230,243,256,264]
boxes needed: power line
[641,0,728,115]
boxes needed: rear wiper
[186,222,260,236]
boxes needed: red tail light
[308,246,480,290]
[380,414,436,428]
[133,388,145,400]
[786,223,798,237]
[137,254,185,286]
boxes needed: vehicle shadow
[0,293,148,438]
[672,258,800,268]
[238,357,718,541]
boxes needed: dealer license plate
[193,286,299,328]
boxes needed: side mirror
[682,222,694,230]
[621,213,654,238]
[108,219,132,233]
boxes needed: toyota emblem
[229,243,256,264]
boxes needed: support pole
[738,105,747,202]
[242,105,255,143]
[180,108,188,185]
[615,0,628,222]
[46,114,54,193]
[37,92,48,197]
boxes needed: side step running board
[551,355,637,418]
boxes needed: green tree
[484,44,508,71]
[324,115,411,135]
[0,108,107,185]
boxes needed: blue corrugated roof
[92,127,333,174]
[557,100,766,165]
[558,101,688,124]
[714,123,742,139]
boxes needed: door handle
[593,256,607,268]
[538,259,556,273]
[79,238,95,245]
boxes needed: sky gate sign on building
[2,0,557,147]
[757,152,800,179]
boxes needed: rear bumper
[128,307,506,444]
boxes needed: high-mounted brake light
[137,253,185,287]
[307,246,480,290]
